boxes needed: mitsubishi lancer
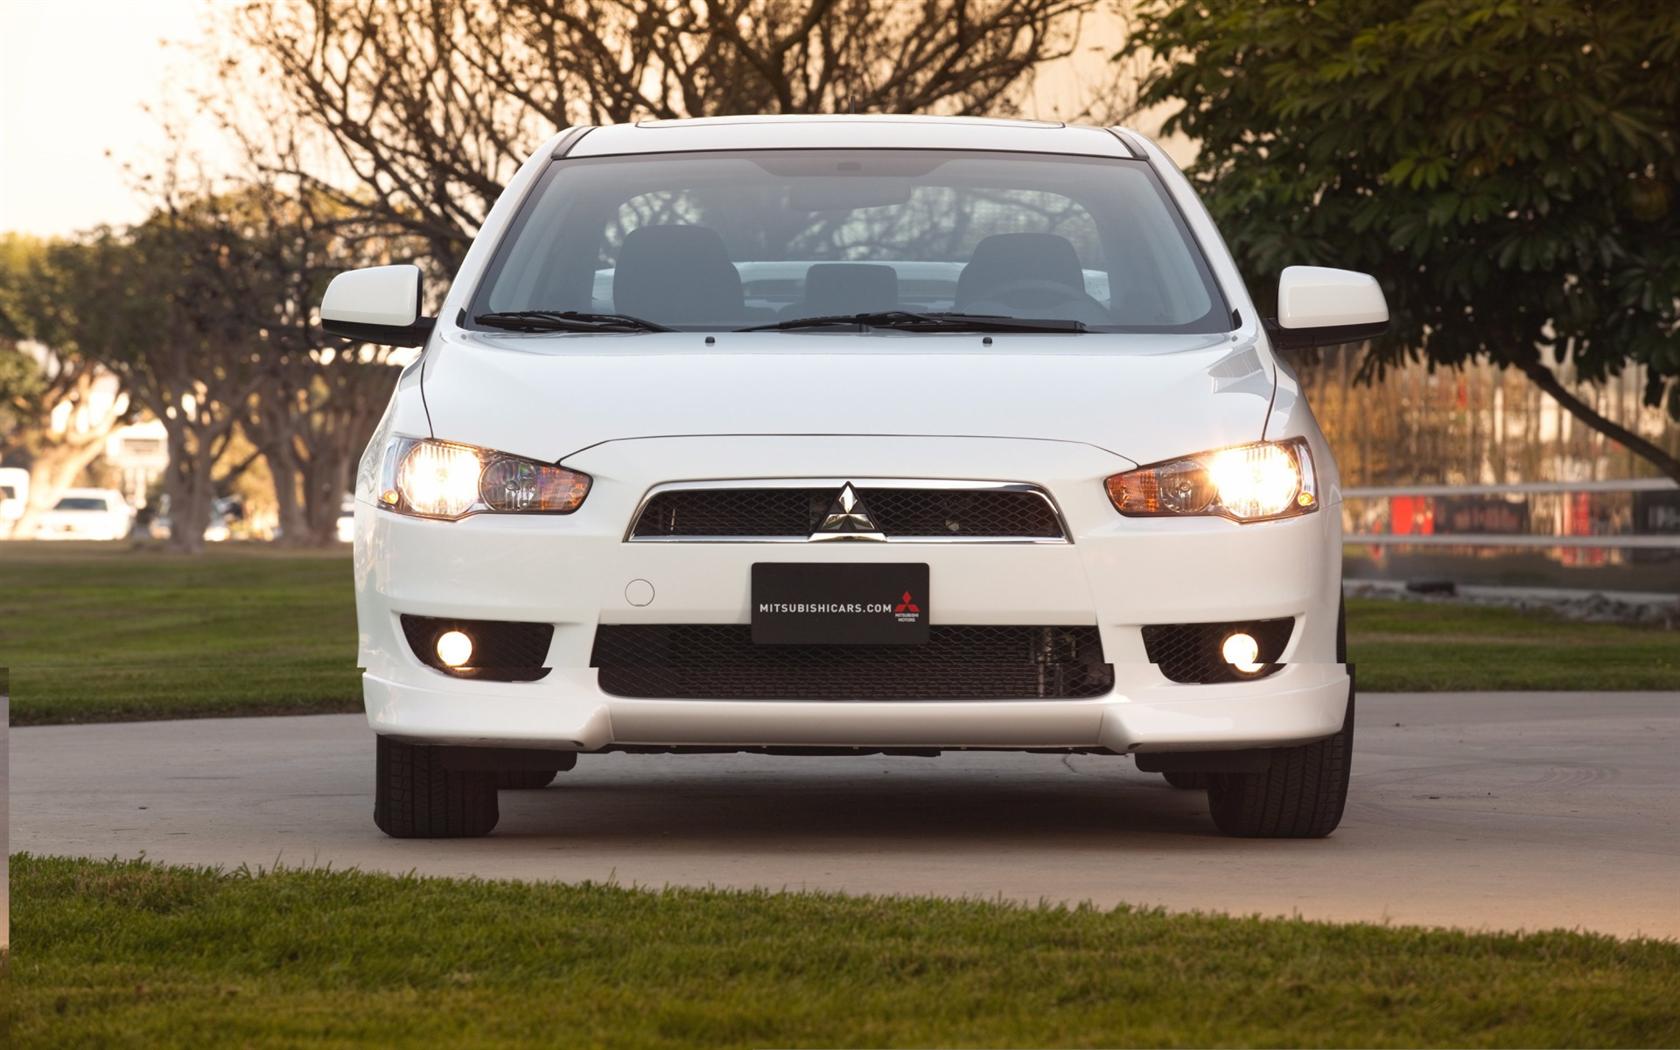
[323,115,1385,839]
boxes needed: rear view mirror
[320,264,435,347]
[1269,266,1389,350]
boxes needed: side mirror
[1268,266,1388,350]
[320,264,435,347]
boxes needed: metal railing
[1344,478,1678,497]
[1341,478,1680,550]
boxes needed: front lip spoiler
[362,663,1352,752]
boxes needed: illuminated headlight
[394,441,481,518]
[376,436,590,520]
[1105,439,1317,523]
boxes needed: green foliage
[0,342,46,416]
[1125,0,1680,416]
[0,232,40,341]
[0,232,136,462]
[8,854,1679,1047]
[0,236,44,430]
[0,230,142,363]
[0,348,42,450]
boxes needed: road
[11,692,1678,940]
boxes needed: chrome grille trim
[624,478,1071,543]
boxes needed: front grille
[401,614,553,682]
[591,625,1112,700]
[862,488,1063,538]
[632,487,827,537]
[1141,618,1294,684]
[628,484,1065,540]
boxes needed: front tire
[496,769,558,790]
[1205,599,1353,838]
[374,736,499,838]
[1205,698,1353,837]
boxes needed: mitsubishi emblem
[817,483,877,534]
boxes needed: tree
[83,195,283,553]
[1124,0,1680,482]
[221,0,1100,269]
[0,235,133,539]
[233,186,406,547]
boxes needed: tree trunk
[165,467,216,555]
[1512,357,1680,486]
[300,441,355,547]
[161,423,219,555]
[265,440,309,548]
[9,436,110,540]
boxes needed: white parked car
[0,466,28,527]
[336,495,356,543]
[32,487,135,541]
[325,116,1386,840]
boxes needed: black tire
[496,768,558,790]
[1162,771,1210,790]
[374,736,499,838]
[1205,599,1353,838]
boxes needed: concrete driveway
[11,691,1678,940]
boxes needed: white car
[0,466,28,527]
[325,116,1386,840]
[336,495,356,544]
[32,487,134,541]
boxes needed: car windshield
[471,149,1230,334]
[54,497,109,511]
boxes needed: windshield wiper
[737,310,1086,334]
[474,310,673,333]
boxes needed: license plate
[751,563,929,645]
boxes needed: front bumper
[364,662,1350,752]
[356,435,1348,753]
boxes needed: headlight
[1105,439,1317,522]
[375,436,590,520]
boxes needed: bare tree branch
[213,0,1097,270]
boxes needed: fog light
[435,629,474,668]
[1221,631,1264,675]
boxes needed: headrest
[613,225,743,325]
[955,233,1085,308]
[800,263,899,315]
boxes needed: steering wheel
[965,278,1107,321]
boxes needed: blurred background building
[1301,350,1680,592]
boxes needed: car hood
[420,329,1276,468]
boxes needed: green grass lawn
[1,544,358,724]
[7,854,1678,1049]
[1346,597,1680,691]
[0,543,1674,725]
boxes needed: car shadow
[488,756,1226,844]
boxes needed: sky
[0,0,1182,240]
[0,0,223,238]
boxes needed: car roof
[567,114,1137,160]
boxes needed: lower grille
[401,614,553,682]
[591,625,1112,700]
[1141,618,1294,684]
